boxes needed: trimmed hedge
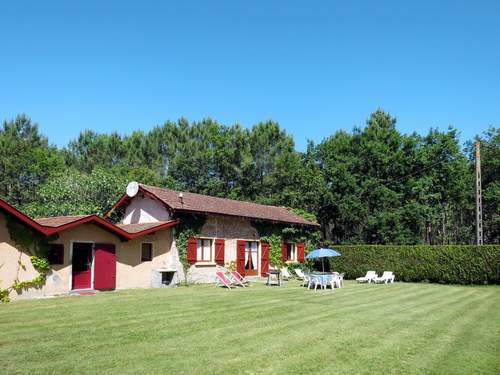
[327,245,500,285]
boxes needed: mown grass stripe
[0,282,498,375]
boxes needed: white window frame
[141,242,154,262]
[286,242,297,262]
[196,238,213,264]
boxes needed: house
[0,183,317,300]
[0,198,178,300]
[107,183,318,282]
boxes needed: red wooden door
[72,242,93,289]
[94,243,116,290]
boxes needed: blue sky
[0,1,498,150]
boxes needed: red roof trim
[0,198,179,240]
[103,187,173,218]
[103,194,131,218]
[0,198,49,235]
[42,215,131,239]
[120,220,180,236]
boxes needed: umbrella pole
[322,258,324,272]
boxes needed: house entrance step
[70,289,98,296]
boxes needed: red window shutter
[214,239,225,265]
[187,238,197,264]
[281,241,287,261]
[297,243,305,263]
[261,242,269,276]
[236,240,246,275]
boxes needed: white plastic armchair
[328,275,339,290]
[309,275,324,290]
[356,271,378,283]
[302,272,312,287]
[338,273,344,288]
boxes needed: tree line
[0,110,498,244]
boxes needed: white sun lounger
[356,271,378,283]
[293,268,304,278]
[374,271,395,284]
[281,267,293,280]
[293,269,310,287]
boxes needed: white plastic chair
[356,271,378,283]
[301,272,311,287]
[338,273,344,288]
[328,275,341,289]
[309,275,324,290]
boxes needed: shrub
[327,245,500,285]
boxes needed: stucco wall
[0,212,51,299]
[116,229,175,289]
[0,212,178,300]
[123,196,171,224]
[187,215,262,283]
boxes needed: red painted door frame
[72,242,93,290]
[94,243,116,290]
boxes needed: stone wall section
[186,215,261,283]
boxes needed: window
[286,243,296,261]
[196,239,212,262]
[47,244,64,265]
[141,243,153,262]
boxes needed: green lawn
[1,281,499,375]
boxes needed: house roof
[0,198,179,240]
[35,215,92,227]
[106,184,319,227]
[117,220,179,235]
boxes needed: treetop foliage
[1,111,498,244]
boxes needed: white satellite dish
[126,181,139,197]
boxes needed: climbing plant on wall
[253,212,320,269]
[1,217,57,302]
[253,222,283,268]
[173,213,206,283]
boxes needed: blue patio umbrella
[305,248,341,272]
